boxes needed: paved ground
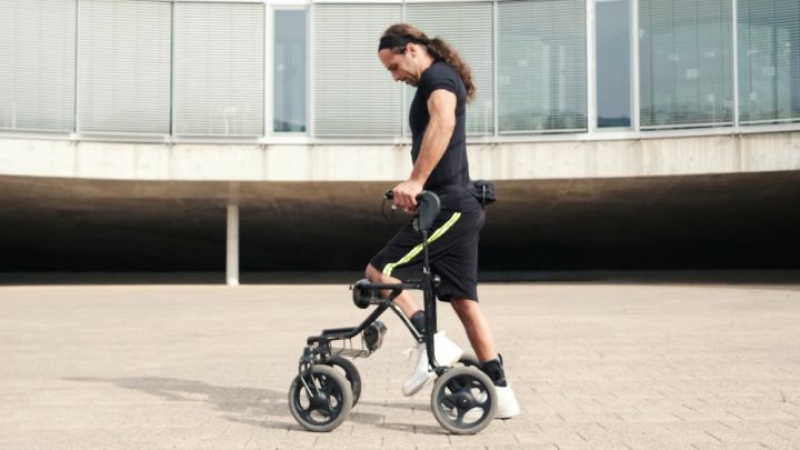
[1,282,799,449]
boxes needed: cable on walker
[287,190,497,434]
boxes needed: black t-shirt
[409,61,480,212]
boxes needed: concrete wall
[1,130,799,279]
[2,130,799,182]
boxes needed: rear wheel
[430,367,496,435]
[457,353,480,368]
[324,356,362,407]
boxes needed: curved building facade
[1,0,799,282]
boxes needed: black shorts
[370,208,485,302]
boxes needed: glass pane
[78,0,171,134]
[173,2,264,138]
[738,0,800,124]
[274,9,307,133]
[313,4,402,137]
[597,0,631,128]
[0,0,76,132]
[498,0,587,133]
[639,0,734,128]
[405,2,494,136]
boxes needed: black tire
[324,356,362,407]
[430,367,496,435]
[288,365,353,432]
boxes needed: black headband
[378,35,428,51]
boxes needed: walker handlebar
[384,189,441,232]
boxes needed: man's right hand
[391,180,424,213]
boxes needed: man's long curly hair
[380,23,476,103]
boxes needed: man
[367,23,519,419]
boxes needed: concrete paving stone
[658,419,799,447]
[687,442,779,450]
[1,283,800,449]
[617,430,699,450]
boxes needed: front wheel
[430,367,496,435]
[288,365,353,432]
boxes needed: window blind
[405,2,494,136]
[173,2,264,138]
[738,0,800,123]
[313,3,402,137]
[639,0,734,128]
[78,0,171,134]
[497,0,587,133]
[0,0,76,132]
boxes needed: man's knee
[364,264,391,283]
[450,297,478,316]
[365,264,383,282]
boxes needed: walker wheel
[430,367,496,435]
[457,353,480,368]
[324,356,362,407]
[289,365,353,432]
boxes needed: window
[596,0,631,128]
[313,3,402,137]
[78,0,171,134]
[173,2,264,138]
[497,0,587,133]
[738,0,800,124]
[0,0,76,132]
[639,0,734,128]
[273,9,308,133]
[406,2,494,136]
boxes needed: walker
[287,191,497,434]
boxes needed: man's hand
[391,179,424,213]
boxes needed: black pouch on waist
[470,180,496,206]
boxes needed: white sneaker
[402,331,463,397]
[494,384,520,419]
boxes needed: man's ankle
[479,357,507,387]
[410,310,426,335]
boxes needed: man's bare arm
[392,89,457,211]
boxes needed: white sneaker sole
[402,371,435,396]
[494,385,520,419]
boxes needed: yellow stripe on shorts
[382,212,462,277]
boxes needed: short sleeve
[421,63,458,98]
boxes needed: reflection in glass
[274,9,307,133]
[639,0,733,128]
[597,0,631,128]
[497,0,587,133]
[738,0,800,124]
